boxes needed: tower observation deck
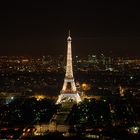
[56,31,81,104]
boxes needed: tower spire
[68,30,70,37]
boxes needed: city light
[34,95,46,101]
[81,83,91,91]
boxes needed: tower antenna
[68,30,70,36]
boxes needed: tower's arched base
[56,93,81,104]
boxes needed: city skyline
[0,1,140,56]
[0,2,140,139]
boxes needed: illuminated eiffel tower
[56,31,81,104]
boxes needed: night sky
[0,1,139,56]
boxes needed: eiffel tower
[56,31,81,104]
